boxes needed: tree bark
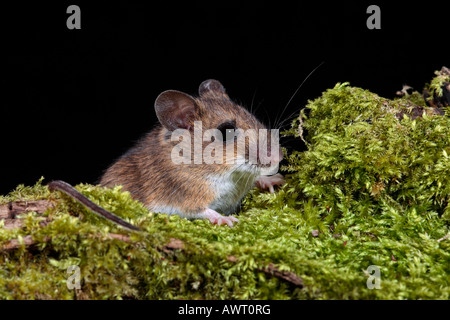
[0,200,55,219]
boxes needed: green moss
[394,90,427,107]
[0,177,50,203]
[426,68,450,99]
[278,82,450,298]
[1,73,449,300]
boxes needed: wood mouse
[49,79,284,230]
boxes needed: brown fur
[100,84,267,218]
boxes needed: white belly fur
[147,166,260,218]
[207,168,260,215]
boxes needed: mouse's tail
[47,180,140,231]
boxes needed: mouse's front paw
[200,208,239,228]
[255,173,285,193]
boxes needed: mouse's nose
[270,146,283,164]
[256,144,283,165]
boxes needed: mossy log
[0,198,303,290]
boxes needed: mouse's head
[155,79,282,175]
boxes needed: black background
[1,1,448,195]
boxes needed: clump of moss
[426,67,450,100]
[283,82,450,221]
[1,71,449,300]
[423,66,450,116]
[275,82,450,298]
[395,90,427,107]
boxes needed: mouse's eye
[217,121,236,142]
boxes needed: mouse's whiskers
[273,61,324,129]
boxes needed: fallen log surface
[0,200,55,219]
[1,199,304,289]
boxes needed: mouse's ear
[155,90,197,131]
[199,79,228,97]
